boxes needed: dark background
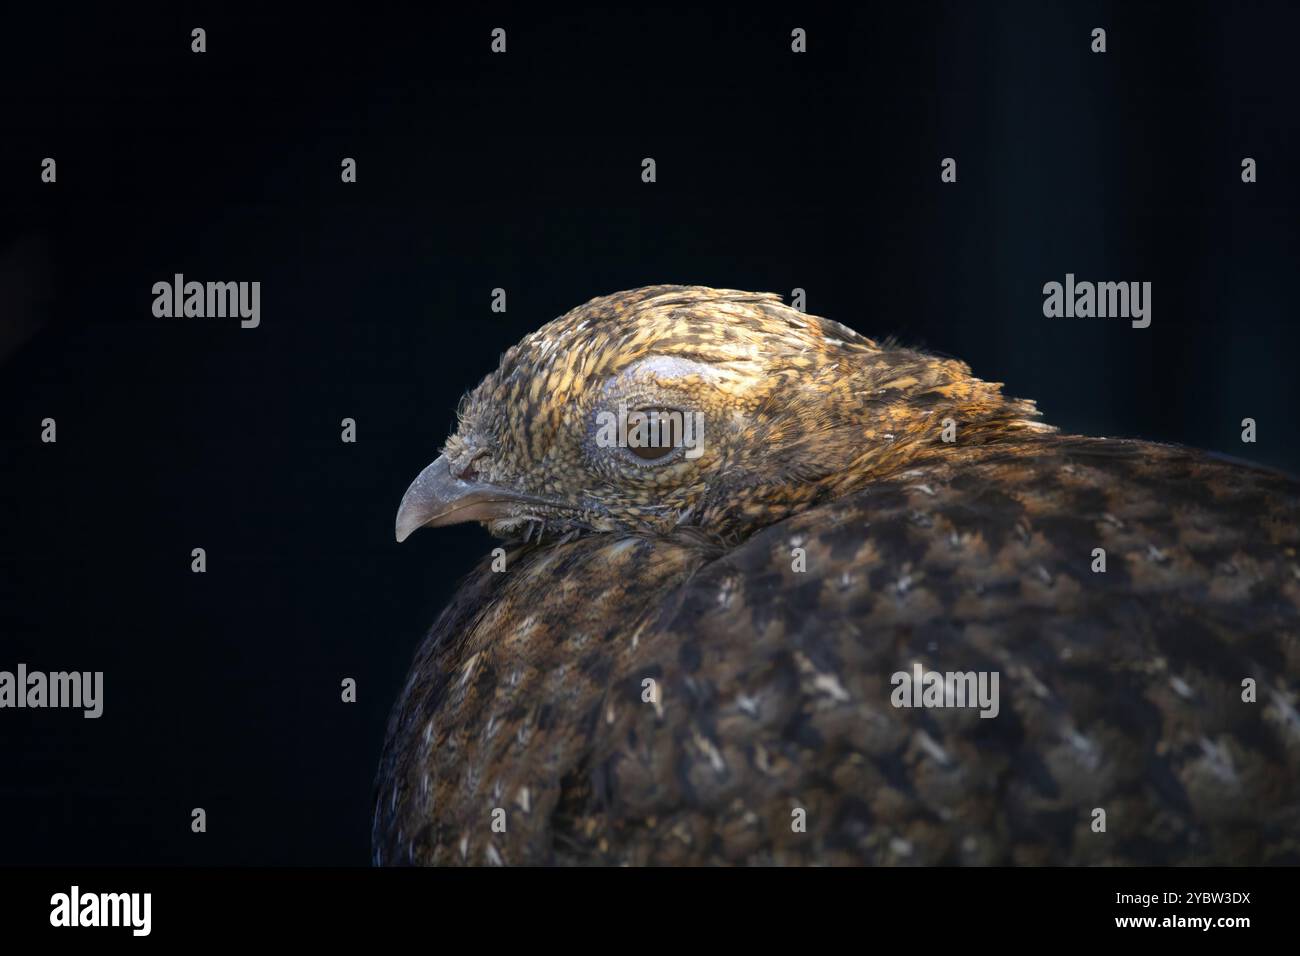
[1,2,1297,864]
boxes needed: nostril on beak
[453,451,489,482]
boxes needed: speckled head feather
[419,285,1052,544]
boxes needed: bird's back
[375,435,1300,865]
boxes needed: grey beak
[397,454,568,542]
[395,455,498,542]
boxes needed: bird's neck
[704,350,1054,543]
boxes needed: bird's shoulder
[597,435,1300,863]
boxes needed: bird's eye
[625,407,683,462]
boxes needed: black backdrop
[1,3,1297,864]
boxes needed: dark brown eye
[626,407,681,461]
[629,443,674,461]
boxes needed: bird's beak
[395,454,536,542]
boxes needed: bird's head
[396,285,1050,545]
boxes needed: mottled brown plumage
[375,285,1300,865]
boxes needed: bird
[374,284,1300,866]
